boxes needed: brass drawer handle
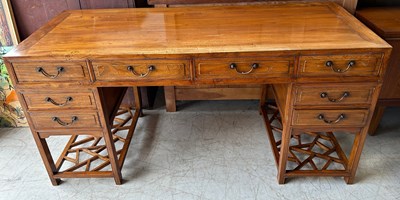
[320,92,349,102]
[229,63,259,75]
[36,66,64,78]
[317,114,345,124]
[51,116,78,126]
[127,65,155,77]
[45,96,73,107]
[325,60,356,73]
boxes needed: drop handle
[45,96,73,107]
[127,65,155,77]
[229,63,259,74]
[317,114,345,124]
[36,66,64,79]
[325,60,356,73]
[52,116,78,126]
[320,92,349,102]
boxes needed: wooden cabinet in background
[356,8,400,135]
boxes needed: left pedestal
[15,86,141,185]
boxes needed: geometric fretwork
[56,135,111,172]
[287,131,348,171]
[262,104,349,174]
[54,107,139,173]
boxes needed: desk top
[356,7,400,39]
[5,2,390,59]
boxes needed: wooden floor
[0,101,399,199]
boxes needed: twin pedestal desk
[4,2,391,185]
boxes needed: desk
[4,2,391,185]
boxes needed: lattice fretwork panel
[264,104,350,172]
[286,131,348,171]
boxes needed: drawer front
[298,54,383,77]
[195,57,292,79]
[92,60,190,81]
[13,61,89,83]
[22,91,97,110]
[30,111,101,129]
[292,109,369,127]
[294,84,377,106]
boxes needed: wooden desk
[4,2,391,185]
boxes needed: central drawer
[29,111,101,129]
[92,60,190,81]
[195,57,292,80]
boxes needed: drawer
[92,60,190,81]
[30,111,101,129]
[13,61,89,83]
[195,57,292,79]
[298,54,383,77]
[292,109,369,127]
[22,91,97,110]
[294,83,377,106]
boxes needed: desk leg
[368,106,385,135]
[165,86,177,112]
[274,83,295,184]
[277,127,292,184]
[344,128,368,184]
[95,88,123,185]
[133,87,143,117]
[33,132,61,186]
[259,85,268,115]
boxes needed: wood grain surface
[5,2,389,59]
